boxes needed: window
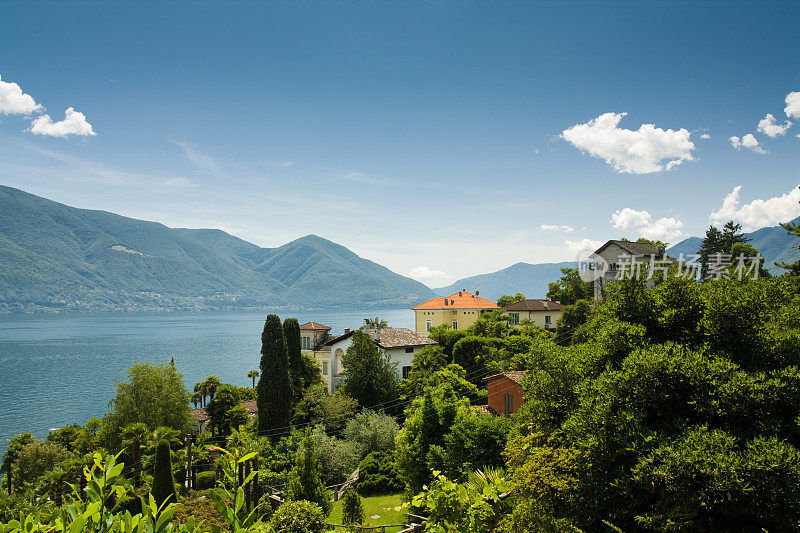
[405,347,414,353]
[426,320,432,332]
[452,320,458,330]
[402,366,412,379]
[452,309,457,316]
[545,315,551,324]
[511,313,519,325]
[504,393,513,415]
[322,361,328,375]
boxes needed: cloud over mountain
[710,185,800,230]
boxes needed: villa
[504,299,563,330]
[301,321,437,393]
[482,371,527,416]
[412,290,498,334]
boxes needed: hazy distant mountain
[0,185,436,313]
[667,217,800,274]
[434,261,576,301]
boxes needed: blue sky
[1,1,799,286]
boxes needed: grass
[328,493,409,531]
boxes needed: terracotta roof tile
[412,290,498,310]
[483,371,527,384]
[365,328,438,349]
[190,400,259,423]
[300,322,332,331]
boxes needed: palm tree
[204,375,221,402]
[365,316,388,329]
[247,370,260,388]
[194,381,208,407]
[121,422,149,487]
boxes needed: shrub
[269,500,326,533]
[172,493,226,529]
[357,451,404,496]
[194,470,216,490]
[341,489,364,526]
[151,441,177,506]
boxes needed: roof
[412,290,499,310]
[300,321,331,331]
[325,327,438,349]
[594,240,662,257]
[504,299,563,312]
[483,371,527,385]
[474,405,499,416]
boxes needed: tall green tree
[341,330,398,408]
[698,225,723,279]
[151,441,177,507]
[257,314,292,438]
[283,318,304,401]
[285,431,332,516]
[104,362,192,436]
[546,267,593,305]
[341,488,364,526]
[497,293,526,308]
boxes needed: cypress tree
[257,314,292,438]
[151,441,177,507]
[283,318,304,401]
[341,488,364,526]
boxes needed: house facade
[412,290,498,334]
[304,323,438,393]
[483,371,526,415]
[591,240,666,300]
[504,299,563,330]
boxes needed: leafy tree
[104,362,192,437]
[341,488,364,526]
[357,450,404,496]
[257,314,292,438]
[546,267,593,305]
[247,370,260,388]
[779,220,800,276]
[341,330,399,408]
[283,318,304,401]
[428,327,467,356]
[269,500,327,533]
[721,220,750,251]
[310,425,362,485]
[698,224,723,279]
[293,383,358,432]
[285,431,332,516]
[342,410,400,457]
[151,441,177,507]
[496,292,526,307]
[207,384,243,435]
[433,410,512,480]
[554,298,592,345]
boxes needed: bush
[357,451,404,496]
[172,493,226,529]
[269,500,326,533]
[341,489,364,525]
[194,470,216,490]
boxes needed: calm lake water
[0,308,414,454]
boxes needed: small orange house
[483,371,527,415]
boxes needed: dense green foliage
[285,432,331,516]
[357,451,404,496]
[340,330,399,408]
[496,292,525,307]
[257,315,292,438]
[268,500,326,533]
[282,318,304,401]
[546,267,593,305]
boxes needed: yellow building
[412,290,499,334]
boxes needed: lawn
[328,493,409,531]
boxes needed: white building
[591,240,668,300]
[302,322,437,393]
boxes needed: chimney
[458,291,462,297]
[374,325,381,343]
[475,290,479,297]
[444,298,448,306]
[344,327,351,334]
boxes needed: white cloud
[785,91,800,119]
[30,107,96,137]
[757,113,792,138]
[710,185,800,230]
[700,133,711,139]
[564,238,604,258]
[611,207,684,242]
[561,112,695,174]
[163,177,198,188]
[540,224,575,233]
[729,134,767,154]
[0,75,42,115]
[410,266,449,283]
[272,160,295,168]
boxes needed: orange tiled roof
[412,290,498,310]
[300,322,331,331]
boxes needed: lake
[0,308,414,454]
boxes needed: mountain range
[0,185,436,313]
[436,219,800,300]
